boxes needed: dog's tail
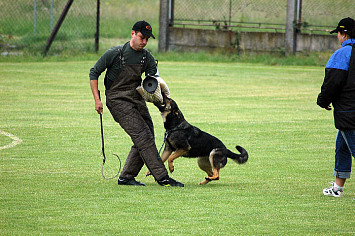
[226,146,248,164]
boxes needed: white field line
[0,130,23,150]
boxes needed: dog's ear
[170,99,178,111]
[169,99,182,118]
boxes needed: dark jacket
[317,39,355,130]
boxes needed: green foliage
[1,60,354,235]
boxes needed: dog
[151,97,248,185]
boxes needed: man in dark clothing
[317,17,355,197]
[90,20,184,187]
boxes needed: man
[317,17,355,197]
[90,20,184,187]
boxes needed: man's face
[130,31,150,51]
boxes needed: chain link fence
[0,0,159,56]
[0,0,96,56]
[1,0,353,56]
[173,0,354,34]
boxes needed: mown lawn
[0,60,354,235]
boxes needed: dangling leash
[98,90,121,180]
[157,132,169,160]
[157,126,185,159]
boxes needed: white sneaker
[323,182,343,197]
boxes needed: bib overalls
[105,49,168,182]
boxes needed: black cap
[132,20,155,39]
[330,17,355,34]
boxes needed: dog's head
[156,97,185,130]
[153,89,169,113]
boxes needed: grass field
[1,60,354,235]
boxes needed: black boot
[157,175,184,187]
[118,177,145,186]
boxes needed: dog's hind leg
[208,149,227,181]
[197,156,213,185]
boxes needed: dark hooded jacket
[317,39,355,130]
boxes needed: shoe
[323,182,343,197]
[118,177,145,186]
[157,176,184,187]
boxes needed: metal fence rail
[173,0,354,34]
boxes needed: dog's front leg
[160,149,172,163]
[146,149,172,176]
[167,149,188,173]
[145,148,173,176]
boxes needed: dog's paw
[206,176,219,181]
[146,171,152,177]
[168,162,174,173]
[198,179,210,185]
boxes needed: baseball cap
[330,17,355,34]
[132,20,155,39]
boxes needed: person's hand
[325,105,332,111]
[95,99,103,114]
[158,77,170,98]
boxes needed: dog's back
[162,99,233,157]
[182,124,226,157]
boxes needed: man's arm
[145,51,158,76]
[89,48,117,114]
[90,79,103,114]
[317,68,347,110]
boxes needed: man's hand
[90,79,103,114]
[95,99,103,114]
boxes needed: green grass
[0,42,333,67]
[1,60,355,235]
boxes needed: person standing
[317,17,355,197]
[90,20,184,187]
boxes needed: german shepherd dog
[152,97,249,185]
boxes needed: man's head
[130,20,155,51]
[330,17,355,41]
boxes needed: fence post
[34,0,37,36]
[95,0,100,52]
[159,0,169,52]
[169,0,174,26]
[50,0,53,31]
[296,0,302,33]
[285,0,297,56]
[43,0,74,56]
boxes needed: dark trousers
[106,91,168,181]
[334,130,355,179]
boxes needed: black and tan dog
[151,98,248,185]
